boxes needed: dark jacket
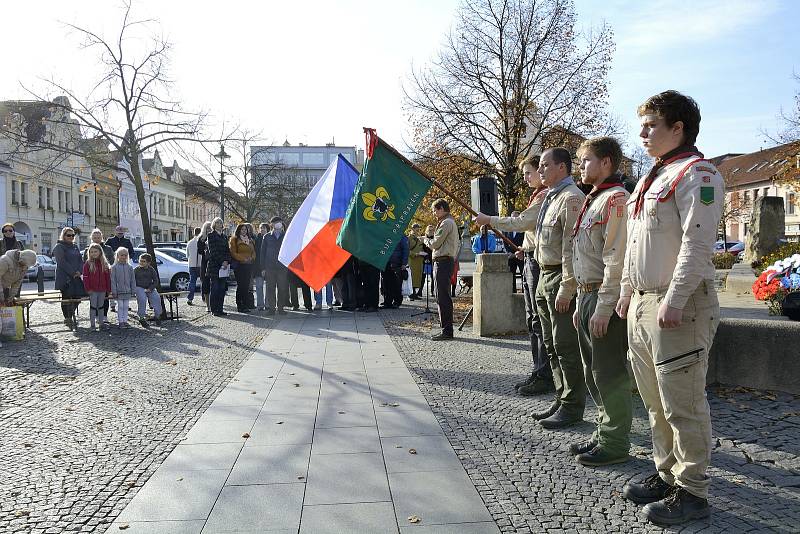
[134,265,159,290]
[206,231,231,277]
[83,243,115,265]
[503,231,524,253]
[105,235,135,258]
[387,235,409,268]
[253,233,265,272]
[259,231,286,272]
[52,240,84,291]
[0,237,23,256]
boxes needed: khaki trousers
[535,269,584,416]
[577,289,632,455]
[628,282,719,498]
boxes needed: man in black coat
[105,226,135,258]
[259,217,288,315]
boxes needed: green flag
[337,132,432,270]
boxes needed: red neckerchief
[632,145,703,219]
[528,187,547,207]
[571,174,623,238]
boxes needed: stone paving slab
[112,312,498,533]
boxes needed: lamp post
[213,144,230,222]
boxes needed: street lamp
[213,144,230,221]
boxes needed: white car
[26,254,57,281]
[132,248,198,291]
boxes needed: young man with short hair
[424,198,459,340]
[570,136,633,467]
[616,90,724,525]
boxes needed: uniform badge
[696,165,715,174]
[700,186,715,205]
[702,176,711,183]
[649,208,657,216]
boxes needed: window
[107,200,111,216]
[302,152,324,166]
[78,195,84,213]
[65,192,70,211]
[789,193,796,216]
[20,183,27,205]
[98,200,103,216]
[11,180,17,204]
[743,190,750,202]
[754,189,759,200]
[41,232,52,254]
[46,188,52,209]
[763,187,769,197]
[58,190,63,211]
[168,199,174,217]
[38,186,44,208]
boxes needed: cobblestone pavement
[381,297,800,533]
[0,294,276,534]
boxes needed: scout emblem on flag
[362,186,395,222]
[700,186,715,205]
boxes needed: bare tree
[627,144,651,181]
[404,0,615,213]
[0,2,234,266]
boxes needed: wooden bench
[16,292,88,328]
[159,291,188,321]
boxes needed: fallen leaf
[408,448,417,455]
[390,403,400,407]
[23,443,32,448]
[14,510,30,517]
[293,383,300,387]
[242,432,251,438]
[118,523,130,530]
[408,515,421,524]
[297,476,305,480]
[176,477,183,482]
[276,421,284,425]
[53,454,61,458]
[251,391,257,394]
[338,411,346,414]
[515,453,522,459]
[395,445,403,448]
[165,360,177,366]
[65,406,75,411]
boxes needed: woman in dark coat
[0,223,23,255]
[52,226,84,329]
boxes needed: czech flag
[278,155,361,292]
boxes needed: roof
[716,142,800,187]
[708,153,743,166]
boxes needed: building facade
[183,171,220,236]
[250,141,364,221]
[717,142,800,242]
[0,98,96,253]
[144,151,187,242]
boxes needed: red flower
[752,270,783,301]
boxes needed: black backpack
[782,292,800,321]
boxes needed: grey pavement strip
[111,312,499,533]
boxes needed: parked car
[131,248,198,291]
[714,241,744,257]
[156,247,188,262]
[26,254,57,281]
[152,241,187,250]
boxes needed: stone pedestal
[745,196,785,263]
[473,253,527,336]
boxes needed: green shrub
[755,242,800,273]
[712,254,736,270]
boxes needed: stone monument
[744,196,785,263]
[472,253,526,336]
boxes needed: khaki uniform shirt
[621,156,724,309]
[489,189,547,252]
[424,216,460,259]
[535,182,585,301]
[572,186,629,318]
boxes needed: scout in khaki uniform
[425,198,460,340]
[532,148,586,429]
[476,155,553,396]
[407,224,425,300]
[616,91,724,525]
[570,137,633,467]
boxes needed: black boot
[643,487,710,525]
[514,372,536,390]
[518,376,555,396]
[569,438,598,455]
[539,407,583,429]
[623,473,673,504]
[531,400,559,420]
[575,446,629,466]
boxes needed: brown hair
[431,198,450,212]
[637,90,701,146]
[546,147,573,174]
[139,252,153,264]
[518,154,541,171]
[578,137,624,173]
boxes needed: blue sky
[1,0,797,161]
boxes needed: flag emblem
[362,187,396,222]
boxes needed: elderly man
[0,249,37,347]
[105,226,135,258]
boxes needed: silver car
[132,248,198,291]
[26,254,57,281]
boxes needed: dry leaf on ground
[408,515,421,524]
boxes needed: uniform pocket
[655,348,703,374]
